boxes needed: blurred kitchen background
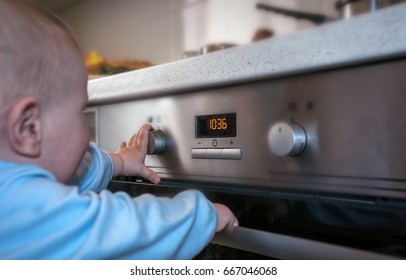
[32,0,339,69]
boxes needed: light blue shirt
[0,143,217,259]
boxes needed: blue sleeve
[0,162,217,259]
[67,142,114,193]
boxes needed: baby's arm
[109,123,238,232]
[109,123,160,184]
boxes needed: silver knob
[268,122,307,157]
[147,130,167,155]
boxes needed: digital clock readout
[195,113,237,138]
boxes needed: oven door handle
[211,226,398,259]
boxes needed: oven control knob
[147,130,167,155]
[268,122,307,157]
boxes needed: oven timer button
[147,130,167,155]
[268,122,307,157]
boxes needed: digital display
[195,113,237,138]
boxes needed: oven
[85,4,406,259]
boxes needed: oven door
[108,179,406,260]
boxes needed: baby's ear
[7,96,42,157]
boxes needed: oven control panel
[92,59,406,198]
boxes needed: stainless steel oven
[86,4,406,259]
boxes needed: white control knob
[268,122,307,157]
[147,130,167,155]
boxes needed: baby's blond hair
[0,0,82,115]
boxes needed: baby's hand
[110,123,161,184]
[213,203,239,232]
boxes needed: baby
[0,0,238,259]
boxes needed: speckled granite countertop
[88,3,406,105]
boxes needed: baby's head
[0,0,90,183]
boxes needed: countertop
[87,3,406,105]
